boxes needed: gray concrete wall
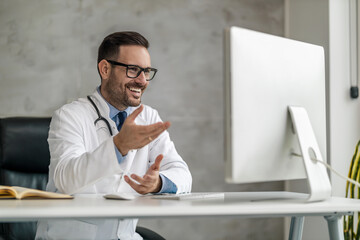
[0,0,284,239]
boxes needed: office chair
[0,117,165,240]
[0,117,50,240]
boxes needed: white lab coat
[35,89,192,240]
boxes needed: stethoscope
[87,95,113,136]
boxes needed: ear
[98,59,111,80]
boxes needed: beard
[103,72,145,110]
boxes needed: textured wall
[0,0,284,239]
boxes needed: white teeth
[129,87,141,93]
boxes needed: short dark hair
[97,31,149,64]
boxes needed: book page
[8,186,73,199]
[0,186,16,198]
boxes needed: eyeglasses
[106,59,158,81]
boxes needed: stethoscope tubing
[87,95,113,136]
[87,95,131,183]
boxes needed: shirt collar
[96,86,132,120]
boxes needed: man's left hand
[124,154,163,194]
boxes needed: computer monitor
[224,27,331,201]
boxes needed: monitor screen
[224,27,327,185]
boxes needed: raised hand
[113,105,170,155]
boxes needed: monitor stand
[288,106,332,202]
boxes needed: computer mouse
[103,192,136,200]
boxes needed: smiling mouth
[128,87,141,93]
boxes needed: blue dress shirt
[97,87,177,193]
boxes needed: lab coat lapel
[117,111,147,190]
[90,90,116,136]
[118,114,145,172]
[134,108,146,126]
[87,94,147,179]
[91,90,111,121]
[116,108,146,175]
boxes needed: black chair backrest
[0,117,51,240]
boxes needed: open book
[0,185,73,199]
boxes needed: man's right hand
[113,105,171,155]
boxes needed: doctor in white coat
[36,31,192,240]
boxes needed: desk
[0,192,359,240]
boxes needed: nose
[135,71,147,85]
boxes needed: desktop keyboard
[151,192,224,201]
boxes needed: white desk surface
[1,192,359,222]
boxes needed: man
[36,31,192,240]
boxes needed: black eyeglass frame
[106,59,158,81]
